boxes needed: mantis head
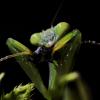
[30,22,70,48]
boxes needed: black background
[0,0,99,100]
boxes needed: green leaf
[2,83,34,100]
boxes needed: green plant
[1,83,34,100]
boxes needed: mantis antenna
[0,51,32,62]
[50,0,100,46]
[82,40,100,45]
[50,0,65,25]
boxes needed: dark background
[0,0,99,100]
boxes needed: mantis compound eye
[30,32,41,46]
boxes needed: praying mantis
[0,0,94,100]
[0,22,90,100]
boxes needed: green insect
[0,22,81,69]
[0,22,82,100]
[0,1,91,100]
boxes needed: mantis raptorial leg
[0,22,83,100]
